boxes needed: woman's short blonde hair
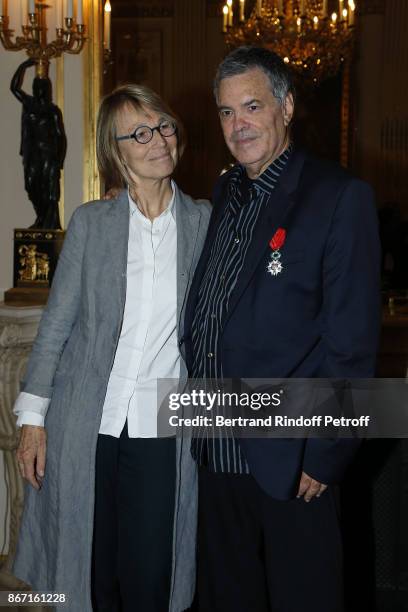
[96,83,186,188]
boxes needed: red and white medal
[267,228,286,276]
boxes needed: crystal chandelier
[222,0,357,83]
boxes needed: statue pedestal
[0,304,43,597]
[4,229,65,306]
[4,287,50,307]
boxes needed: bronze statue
[11,59,67,230]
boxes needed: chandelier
[222,0,357,83]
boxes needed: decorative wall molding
[358,0,386,14]
[379,0,408,208]
[114,1,175,18]
[206,1,222,19]
[115,0,220,19]
[380,118,408,204]
[114,27,164,94]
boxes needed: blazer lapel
[176,186,203,332]
[223,148,306,326]
[184,148,306,337]
[103,186,207,330]
[223,186,294,325]
[105,189,130,308]
[183,194,228,338]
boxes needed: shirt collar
[127,179,176,222]
[252,143,292,195]
[228,143,293,199]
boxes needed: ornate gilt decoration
[18,245,50,284]
[222,0,357,83]
[0,0,86,79]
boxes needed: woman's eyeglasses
[116,121,177,145]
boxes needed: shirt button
[207,352,214,358]
[234,237,240,244]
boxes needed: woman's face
[115,102,178,184]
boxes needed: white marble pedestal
[0,303,42,593]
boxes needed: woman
[12,84,211,612]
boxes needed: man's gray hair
[214,46,295,106]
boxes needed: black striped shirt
[190,146,292,473]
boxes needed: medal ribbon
[269,228,286,252]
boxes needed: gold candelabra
[0,0,86,78]
[222,0,357,83]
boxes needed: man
[11,59,66,229]
[183,46,381,612]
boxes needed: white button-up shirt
[13,185,179,438]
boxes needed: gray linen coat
[12,185,211,612]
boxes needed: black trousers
[197,466,344,612]
[91,423,176,612]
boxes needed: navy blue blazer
[184,148,381,500]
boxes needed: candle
[239,0,245,22]
[296,16,301,32]
[104,0,111,49]
[227,0,233,26]
[65,0,73,19]
[257,0,262,17]
[348,0,355,25]
[28,0,35,13]
[21,0,28,24]
[313,15,319,29]
[322,0,327,17]
[339,0,344,17]
[342,7,348,25]
[278,0,283,14]
[222,4,228,31]
[55,0,62,27]
[76,0,83,23]
[331,11,337,24]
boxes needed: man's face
[217,67,294,178]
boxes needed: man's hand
[297,471,327,502]
[16,425,47,490]
[103,187,121,200]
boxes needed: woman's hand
[16,425,47,490]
